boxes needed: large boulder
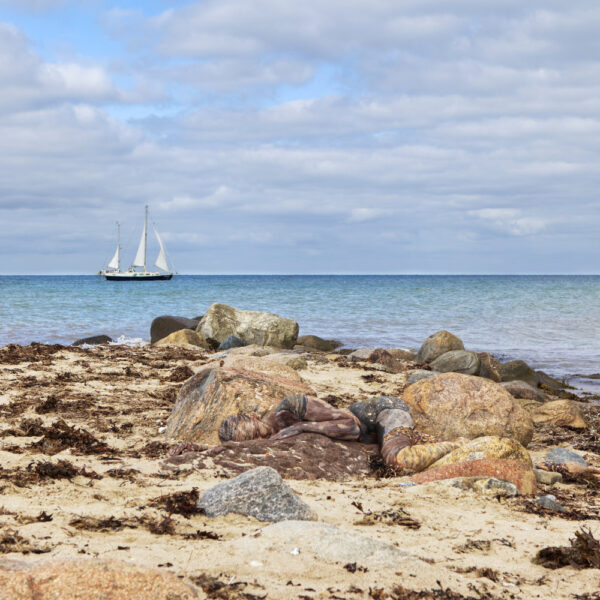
[416,331,464,364]
[153,329,210,350]
[477,353,502,382]
[0,559,197,600]
[218,335,245,350]
[407,370,441,384]
[164,367,313,445]
[150,315,199,345]
[197,303,299,349]
[501,380,548,402]
[198,466,315,522]
[429,436,532,469]
[430,350,480,375]
[520,399,587,429]
[402,373,534,446]
[500,360,538,387]
[296,335,342,352]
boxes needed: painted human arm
[269,417,361,441]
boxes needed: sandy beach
[0,339,598,599]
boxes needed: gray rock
[500,360,538,387]
[417,331,464,364]
[296,335,342,352]
[534,495,566,512]
[536,370,566,391]
[544,447,587,467]
[501,380,549,403]
[476,352,502,382]
[430,350,480,375]
[197,466,315,522]
[407,370,441,384]
[72,335,112,346]
[217,335,246,351]
[472,477,518,497]
[347,348,376,362]
[254,521,412,568]
[534,469,563,485]
[150,315,199,345]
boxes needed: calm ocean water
[1,275,599,384]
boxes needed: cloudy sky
[0,0,598,274]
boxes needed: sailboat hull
[104,273,173,281]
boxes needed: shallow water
[1,275,599,384]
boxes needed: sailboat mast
[116,221,121,272]
[143,205,148,273]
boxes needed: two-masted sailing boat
[99,206,174,281]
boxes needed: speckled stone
[0,559,198,600]
[534,469,563,485]
[407,370,441,384]
[429,436,532,469]
[410,458,537,495]
[534,495,566,512]
[197,466,316,522]
[430,350,480,375]
[417,331,464,364]
[544,447,587,466]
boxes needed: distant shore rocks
[72,334,112,346]
[150,315,199,345]
[154,329,210,350]
[416,330,464,364]
[403,372,534,447]
[500,359,538,387]
[429,349,480,375]
[501,380,548,403]
[197,303,299,349]
[296,335,342,352]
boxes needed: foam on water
[1,275,599,383]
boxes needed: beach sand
[0,342,599,599]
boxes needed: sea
[1,275,599,392]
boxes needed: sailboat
[99,206,174,281]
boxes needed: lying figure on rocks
[218,394,462,475]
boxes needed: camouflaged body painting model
[218,394,463,475]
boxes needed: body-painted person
[218,393,361,443]
[350,396,462,474]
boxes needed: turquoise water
[1,275,599,381]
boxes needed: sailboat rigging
[99,206,174,281]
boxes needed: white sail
[107,245,120,270]
[154,227,170,272]
[132,219,147,268]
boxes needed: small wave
[109,335,148,347]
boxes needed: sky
[0,0,598,274]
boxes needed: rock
[407,370,441,384]
[429,350,480,375]
[154,329,210,350]
[472,477,518,497]
[416,331,464,364]
[198,303,299,349]
[477,353,502,382]
[536,370,566,391]
[150,315,199,345]
[544,447,587,467]
[528,400,587,429]
[347,348,375,362]
[534,469,563,485]
[197,466,315,522]
[534,495,566,512]
[429,436,532,469]
[411,459,537,495]
[296,335,342,352]
[248,520,413,568]
[500,360,538,387]
[200,351,306,382]
[164,367,313,445]
[195,433,377,480]
[347,348,403,371]
[403,373,534,446]
[348,396,410,435]
[217,335,246,350]
[387,348,418,362]
[501,380,548,402]
[0,559,197,600]
[72,335,112,346]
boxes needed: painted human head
[218,413,273,442]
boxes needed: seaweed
[352,501,420,529]
[29,419,113,455]
[190,574,266,600]
[167,365,194,382]
[69,515,137,532]
[368,583,503,600]
[533,527,600,569]
[0,529,52,554]
[149,488,201,518]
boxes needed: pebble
[534,468,563,485]
[534,495,566,512]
